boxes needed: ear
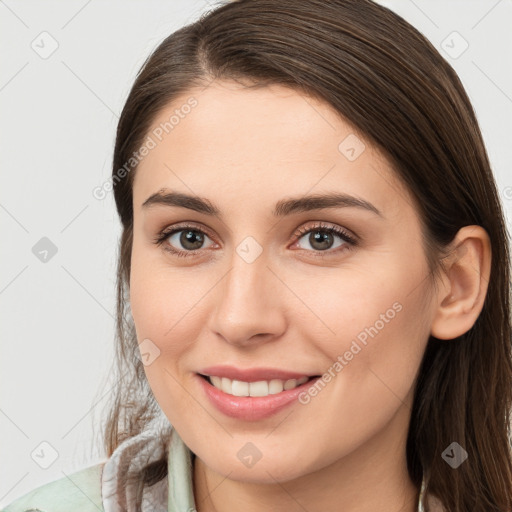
[430,225,492,340]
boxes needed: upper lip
[199,365,318,382]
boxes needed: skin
[129,80,491,512]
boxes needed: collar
[167,427,196,511]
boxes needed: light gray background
[1,0,511,506]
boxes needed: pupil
[311,231,332,250]
[181,230,203,250]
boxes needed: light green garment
[1,430,195,512]
[1,463,106,512]
[2,429,425,511]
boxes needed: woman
[3,0,511,511]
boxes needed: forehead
[132,80,415,219]
[139,81,359,163]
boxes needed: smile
[203,375,312,397]
[196,370,321,421]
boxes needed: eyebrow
[141,189,383,217]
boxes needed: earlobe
[430,226,492,340]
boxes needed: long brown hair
[98,0,512,509]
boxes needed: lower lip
[197,374,320,421]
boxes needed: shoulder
[1,462,105,512]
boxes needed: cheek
[128,246,202,422]
[293,263,423,342]
[129,243,212,363]
[291,258,430,396]
[129,243,181,360]
[285,271,429,458]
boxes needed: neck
[192,404,420,512]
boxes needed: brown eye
[164,229,214,252]
[298,230,339,251]
[153,223,216,258]
[293,222,357,254]
[173,229,206,250]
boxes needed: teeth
[221,377,232,394]
[284,379,297,390]
[232,379,249,396]
[210,375,222,389]
[207,375,311,397]
[248,380,268,397]
[269,379,284,394]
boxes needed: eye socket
[152,221,357,258]
[291,222,357,255]
[153,223,216,258]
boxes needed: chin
[197,444,314,484]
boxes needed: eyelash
[152,221,358,259]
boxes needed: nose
[206,248,287,348]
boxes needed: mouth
[196,372,322,421]
[198,373,319,397]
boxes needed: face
[129,80,435,483]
